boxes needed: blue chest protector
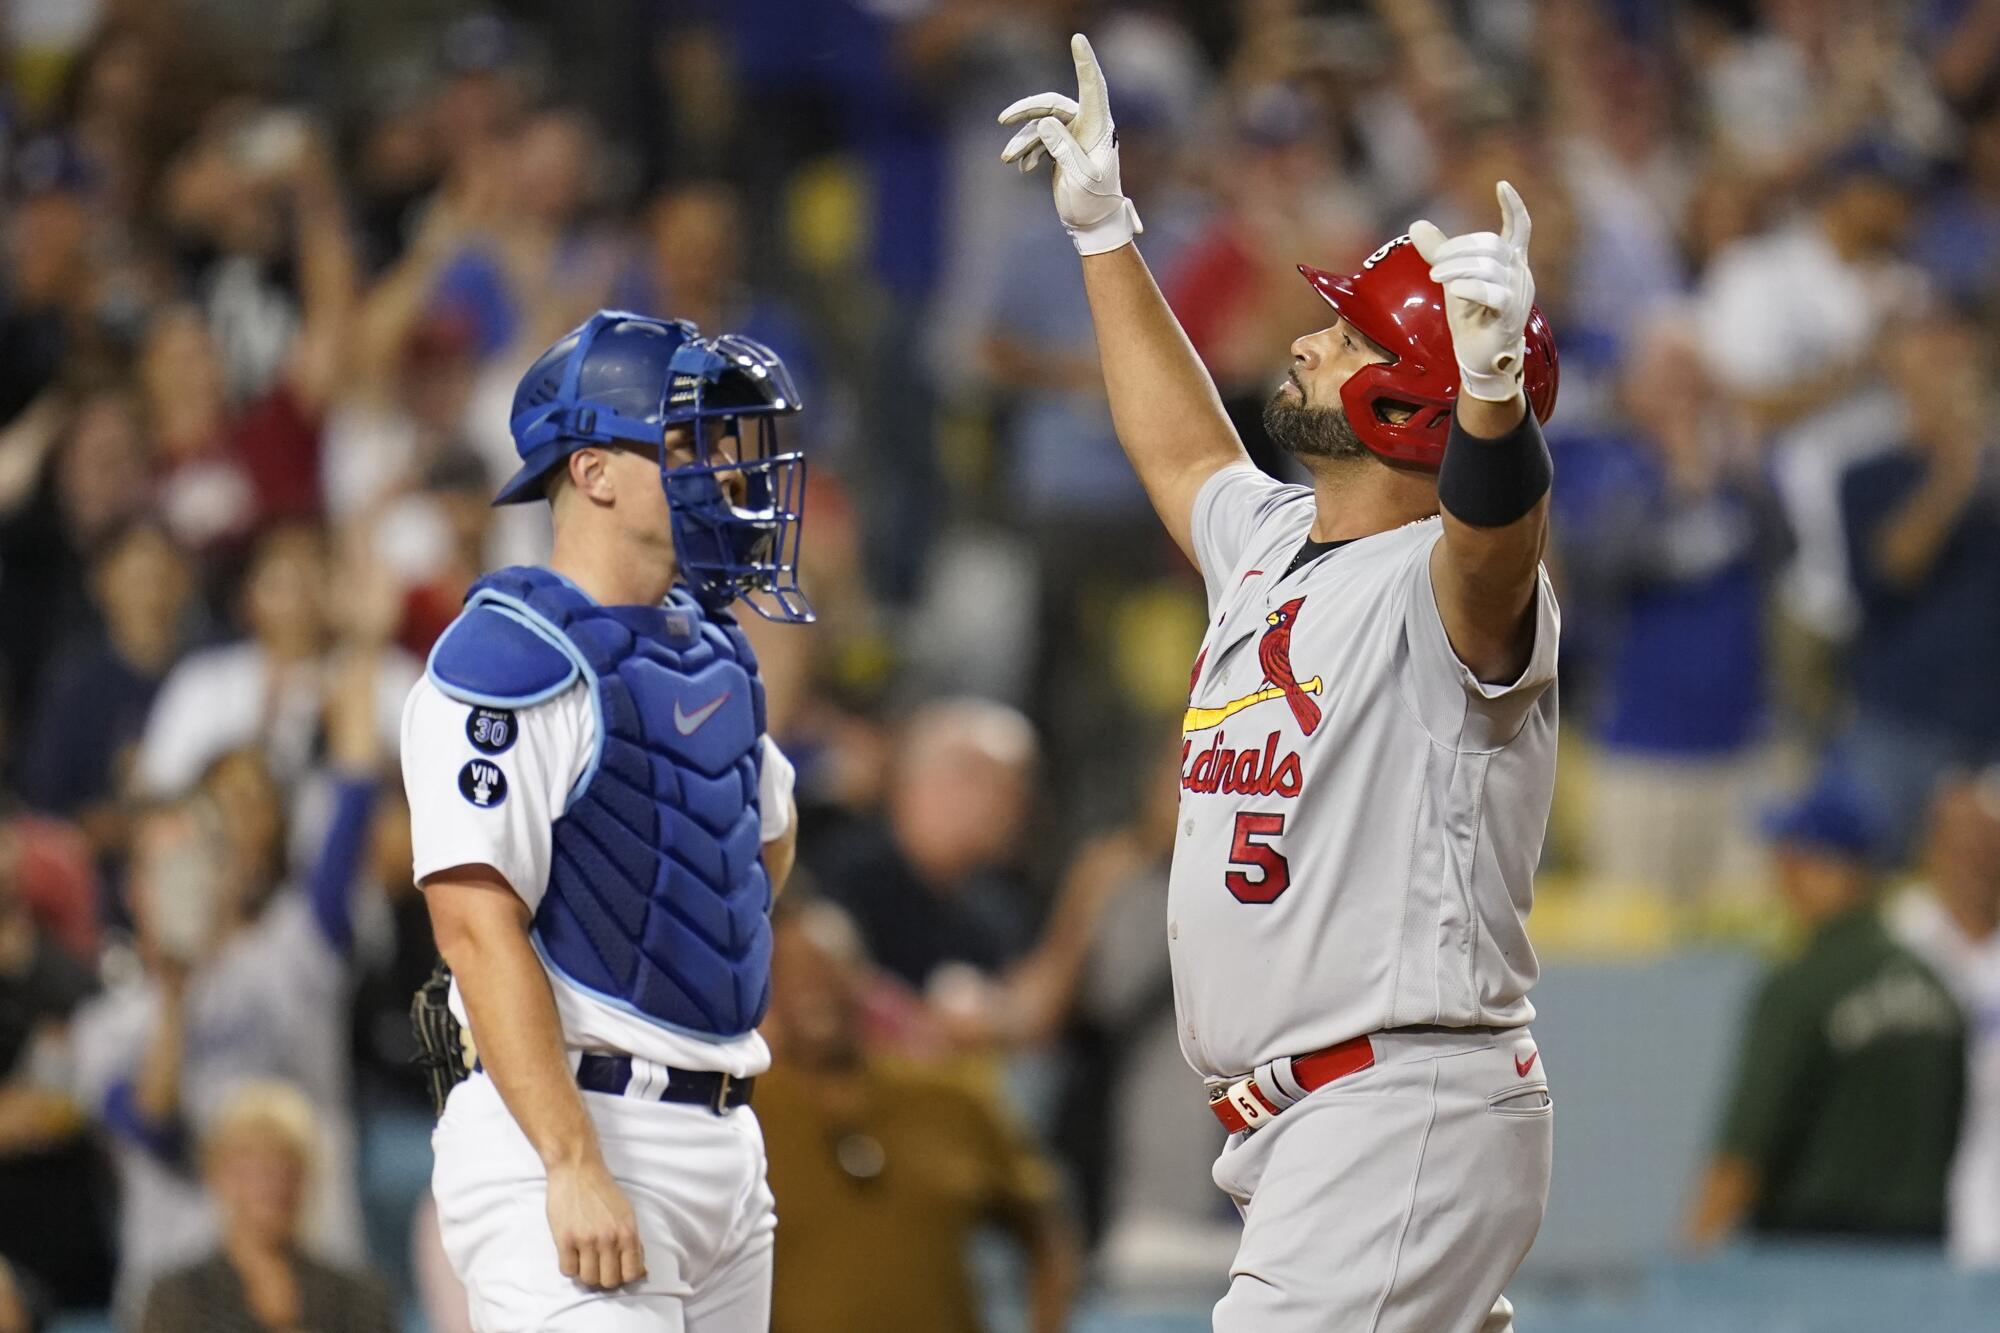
[427,566,771,1039]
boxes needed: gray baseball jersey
[1170,465,1560,1080]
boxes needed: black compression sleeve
[1436,406,1552,528]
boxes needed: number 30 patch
[466,707,516,755]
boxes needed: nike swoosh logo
[673,692,731,735]
[1515,1051,1539,1078]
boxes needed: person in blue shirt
[1557,317,1790,902]
[1838,308,2000,857]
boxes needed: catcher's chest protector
[429,566,771,1039]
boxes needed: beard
[1262,381,1369,462]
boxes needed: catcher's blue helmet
[495,310,698,504]
[661,333,811,623]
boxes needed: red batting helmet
[1298,235,1559,470]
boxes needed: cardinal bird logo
[1259,598,1322,734]
[1182,597,1324,735]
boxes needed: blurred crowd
[3,0,2000,1327]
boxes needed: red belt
[1207,1034,1377,1135]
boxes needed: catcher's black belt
[575,1053,754,1114]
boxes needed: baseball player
[1000,39,1562,1332]
[401,311,807,1332]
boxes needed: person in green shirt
[1687,772,1967,1247]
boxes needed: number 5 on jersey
[1225,812,1290,903]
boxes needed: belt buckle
[1217,1075,1275,1131]
[712,1072,733,1115]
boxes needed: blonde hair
[204,1079,320,1180]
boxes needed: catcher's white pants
[1210,1028,1553,1332]
[431,1072,774,1332]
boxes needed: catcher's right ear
[565,447,615,503]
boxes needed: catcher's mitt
[411,959,472,1116]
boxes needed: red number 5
[1225,812,1290,903]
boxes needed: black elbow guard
[1436,407,1553,528]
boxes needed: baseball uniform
[1175,463,1559,1332]
[404,583,795,1333]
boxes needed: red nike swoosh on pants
[1515,1051,1539,1077]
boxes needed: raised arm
[1410,183,1553,684]
[999,35,1248,563]
[1078,248,1251,561]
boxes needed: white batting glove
[997,33,1143,256]
[1409,181,1536,403]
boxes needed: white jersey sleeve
[758,735,796,842]
[1399,532,1561,751]
[1189,464,1314,611]
[400,676,594,909]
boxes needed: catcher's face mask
[660,334,812,624]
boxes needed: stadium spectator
[377,449,495,660]
[18,521,196,823]
[1539,13,1691,346]
[758,897,1077,1333]
[1838,310,2000,854]
[72,648,390,1314]
[131,523,414,797]
[0,822,111,1309]
[138,1080,395,1333]
[0,384,156,731]
[320,311,481,527]
[1687,0,1951,186]
[1890,770,2000,1269]
[1686,772,1965,1248]
[422,106,608,364]
[929,744,1227,1273]
[1559,316,1790,903]
[1695,140,1924,640]
[142,114,355,551]
[811,698,1037,994]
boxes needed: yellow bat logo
[1182,676,1323,734]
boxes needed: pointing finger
[1072,34,1111,132]
[1497,179,1531,253]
